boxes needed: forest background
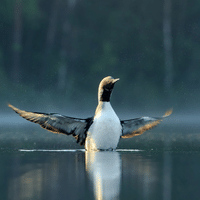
[1,0,200,115]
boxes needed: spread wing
[121,109,172,139]
[8,104,93,145]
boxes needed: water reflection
[5,151,87,200]
[121,152,162,199]
[3,150,161,200]
[8,164,43,200]
[2,148,200,200]
[163,152,172,200]
[85,151,121,200]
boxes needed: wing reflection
[4,149,174,200]
[85,151,121,200]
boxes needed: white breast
[85,102,122,151]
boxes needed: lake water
[1,147,200,200]
[1,118,200,200]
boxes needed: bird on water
[8,76,172,151]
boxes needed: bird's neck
[98,88,112,102]
[95,101,112,117]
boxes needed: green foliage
[23,0,41,21]
[0,0,200,107]
[91,41,117,74]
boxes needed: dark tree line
[1,0,200,107]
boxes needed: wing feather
[8,104,93,145]
[121,109,172,139]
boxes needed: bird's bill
[113,78,120,83]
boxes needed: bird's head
[98,76,120,102]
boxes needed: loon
[8,76,172,151]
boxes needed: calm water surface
[1,147,200,200]
[0,122,200,200]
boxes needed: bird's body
[85,102,121,151]
[8,76,172,151]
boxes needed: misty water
[1,114,200,200]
